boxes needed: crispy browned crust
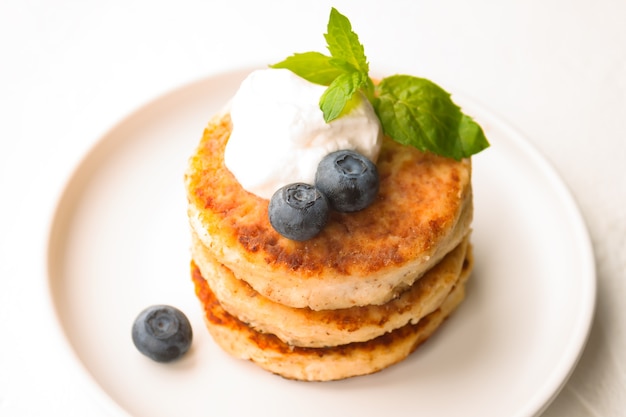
[192,231,471,347]
[191,251,472,381]
[185,111,473,309]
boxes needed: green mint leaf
[320,71,368,122]
[374,75,489,159]
[458,114,490,157]
[271,7,489,159]
[270,52,343,85]
[324,8,369,74]
[269,8,373,124]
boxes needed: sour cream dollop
[223,68,383,200]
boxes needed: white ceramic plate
[47,68,595,417]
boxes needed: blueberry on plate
[268,182,329,241]
[315,150,379,212]
[131,305,192,362]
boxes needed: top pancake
[186,110,473,310]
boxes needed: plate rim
[44,68,255,417]
[460,95,597,417]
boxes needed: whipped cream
[223,68,383,200]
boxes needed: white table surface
[1,0,624,415]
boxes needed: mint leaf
[375,75,488,160]
[270,52,343,85]
[270,8,373,123]
[324,8,369,74]
[270,7,489,159]
[458,114,490,157]
[320,71,367,122]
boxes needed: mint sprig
[270,7,489,160]
[323,8,369,75]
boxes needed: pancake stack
[185,110,475,381]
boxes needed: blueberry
[268,183,329,241]
[315,150,379,212]
[131,305,192,362]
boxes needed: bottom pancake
[190,254,473,382]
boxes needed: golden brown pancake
[190,249,473,381]
[185,111,473,310]
[192,231,470,347]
